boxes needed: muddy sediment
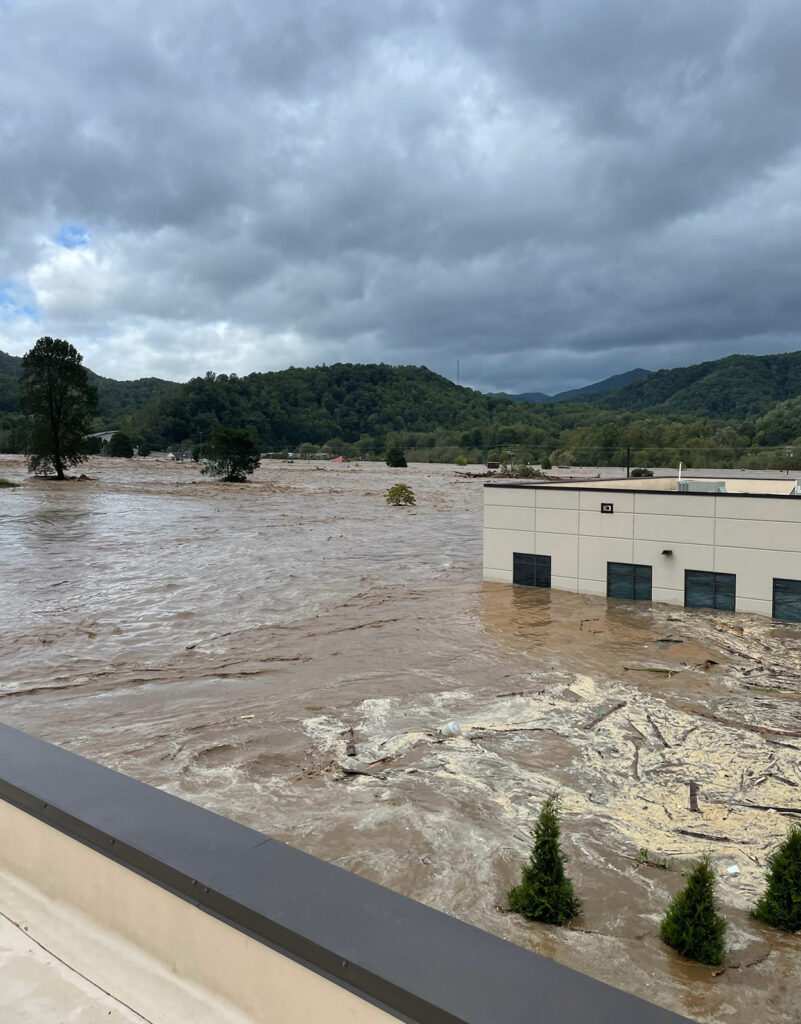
[1,454,799,1022]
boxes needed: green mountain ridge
[3,347,801,467]
[552,368,653,403]
[600,352,801,419]
[494,368,653,405]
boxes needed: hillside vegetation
[601,352,801,418]
[0,349,177,420]
[496,367,652,405]
[2,347,801,468]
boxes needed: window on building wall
[513,553,551,588]
[606,562,652,601]
[684,570,736,612]
[772,578,801,622]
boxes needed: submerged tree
[107,431,134,458]
[200,426,260,482]
[660,857,726,965]
[385,446,407,468]
[83,434,103,455]
[753,825,801,932]
[21,337,97,479]
[508,794,581,925]
[385,482,416,506]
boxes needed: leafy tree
[21,337,97,479]
[660,857,726,965]
[752,825,801,932]
[201,426,260,482]
[385,483,416,506]
[83,435,103,455]
[107,431,134,458]
[508,795,581,925]
[386,446,407,468]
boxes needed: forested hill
[553,367,651,404]
[5,346,801,466]
[601,351,801,418]
[133,364,520,449]
[0,350,23,413]
[495,368,651,405]
[0,349,177,419]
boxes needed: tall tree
[21,338,97,479]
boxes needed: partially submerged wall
[0,725,690,1024]
[484,482,801,616]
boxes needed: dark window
[513,553,551,588]
[773,578,801,622]
[685,570,735,612]
[606,562,652,601]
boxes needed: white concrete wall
[483,484,801,618]
[0,799,394,1024]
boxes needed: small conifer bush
[660,856,726,965]
[385,483,416,506]
[508,795,581,925]
[752,825,801,932]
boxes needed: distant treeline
[3,351,801,469]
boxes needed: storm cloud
[2,0,801,393]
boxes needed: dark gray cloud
[1,0,801,393]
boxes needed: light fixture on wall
[661,549,673,556]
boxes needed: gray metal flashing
[0,724,693,1024]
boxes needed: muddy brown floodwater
[1,454,800,1022]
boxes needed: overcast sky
[2,1,801,394]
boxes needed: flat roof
[485,475,800,498]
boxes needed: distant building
[85,430,116,443]
[484,475,801,621]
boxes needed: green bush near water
[0,478,20,488]
[753,825,801,933]
[660,857,726,965]
[107,431,134,458]
[508,795,581,926]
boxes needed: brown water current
[1,454,800,1022]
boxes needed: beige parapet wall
[0,798,394,1024]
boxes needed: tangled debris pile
[303,662,800,912]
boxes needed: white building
[483,476,801,621]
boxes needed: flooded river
[1,454,799,1022]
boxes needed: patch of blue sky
[0,281,39,321]
[55,223,90,249]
